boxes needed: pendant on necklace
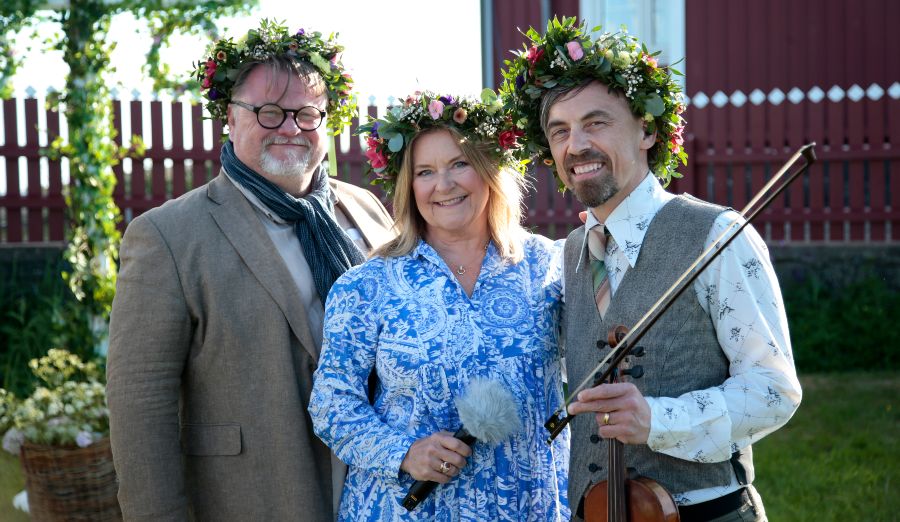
[456,265,466,276]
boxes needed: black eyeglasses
[231,101,326,131]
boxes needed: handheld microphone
[401,378,520,511]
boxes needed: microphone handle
[401,427,476,511]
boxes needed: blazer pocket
[181,423,242,456]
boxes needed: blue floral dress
[310,235,570,522]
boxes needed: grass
[0,373,896,520]
[753,373,899,521]
[0,451,27,522]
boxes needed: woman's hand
[400,431,472,483]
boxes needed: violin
[582,326,679,522]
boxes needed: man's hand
[567,382,651,444]
[400,431,472,483]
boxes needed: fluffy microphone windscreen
[454,378,521,443]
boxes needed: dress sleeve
[309,267,417,479]
[645,211,802,462]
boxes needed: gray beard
[572,174,619,208]
[259,146,312,177]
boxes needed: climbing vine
[0,0,253,347]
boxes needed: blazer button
[588,463,599,473]
[590,434,600,443]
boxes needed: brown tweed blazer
[107,172,394,521]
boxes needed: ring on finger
[439,461,453,475]
[602,412,611,425]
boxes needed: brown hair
[231,55,326,102]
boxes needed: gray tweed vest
[563,195,754,516]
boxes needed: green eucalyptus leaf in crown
[498,16,688,186]
[358,89,531,195]
[193,19,355,135]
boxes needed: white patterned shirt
[572,173,802,505]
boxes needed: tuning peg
[632,346,646,357]
[596,340,608,350]
[623,365,644,379]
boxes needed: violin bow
[545,142,817,443]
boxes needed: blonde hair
[374,127,527,263]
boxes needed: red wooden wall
[679,0,900,242]
[489,0,579,88]
[2,0,897,244]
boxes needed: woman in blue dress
[309,91,569,521]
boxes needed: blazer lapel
[332,183,394,251]
[207,174,320,361]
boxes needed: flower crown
[193,19,355,135]
[499,17,687,185]
[358,89,530,195]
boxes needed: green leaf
[645,94,665,117]
[480,88,498,104]
[554,45,573,67]
[388,133,404,152]
[308,52,330,73]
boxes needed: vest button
[588,463,599,473]
[590,434,600,443]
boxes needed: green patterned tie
[587,224,611,317]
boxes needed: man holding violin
[501,18,801,522]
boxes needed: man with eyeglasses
[107,22,394,522]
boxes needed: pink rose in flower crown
[404,91,422,107]
[453,108,468,124]
[202,77,213,89]
[643,54,659,68]
[428,99,445,120]
[566,41,584,61]
[670,125,685,154]
[205,59,216,76]
[498,129,524,149]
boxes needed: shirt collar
[412,238,503,276]
[581,172,674,268]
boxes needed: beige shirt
[225,171,367,348]
[225,171,366,516]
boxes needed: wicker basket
[19,437,122,521]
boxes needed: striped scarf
[221,140,365,301]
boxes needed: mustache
[262,135,311,147]
[564,150,609,172]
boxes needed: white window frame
[579,0,686,87]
